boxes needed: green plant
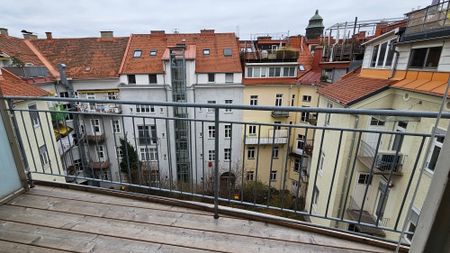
[119,138,140,183]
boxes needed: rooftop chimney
[150,30,165,35]
[100,31,113,38]
[312,46,323,70]
[23,34,38,40]
[45,32,53,40]
[0,28,8,36]
[200,29,215,34]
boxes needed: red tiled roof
[243,78,297,85]
[0,35,44,66]
[297,70,322,85]
[120,32,242,74]
[0,68,49,96]
[31,37,128,79]
[318,69,395,106]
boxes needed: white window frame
[208,150,215,161]
[369,39,396,69]
[357,173,372,185]
[250,95,258,106]
[247,147,255,159]
[246,171,254,181]
[225,73,234,83]
[96,145,105,161]
[224,148,231,161]
[28,103,40,128]
[112,119,121,133]
[270,170,277,181]
[136,105,155,114]
[224,124,232,138]
[140,147,158,161]
[302,95,312,102]
[248,125,257,136]
[207,100,216,112]
[225,99,233,112]
[275,94,283,106]
[107,92,118,100]
[208,126,215,139]
[91,119,101,133]
[425,132,445,174]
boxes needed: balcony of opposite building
[245,128,288,145]
[357,140,404,176]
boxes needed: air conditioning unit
[376,152,402,172]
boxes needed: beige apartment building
[305,14,450,243]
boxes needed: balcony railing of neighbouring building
[1,95,449,251]
[402,1,450,42]
[3,66,49,78]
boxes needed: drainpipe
[336,114,359,226]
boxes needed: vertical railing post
[213,107,220,219]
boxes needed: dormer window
[149,49,157,56]
[203,49,210,55]
[133,49,142,58]
[408,46,442,69]
[370,39,396,68]
[223,48,232,56]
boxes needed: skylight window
[203,48,210,55]
[223,48,232,56]
[133,49,142,58]
[150,49,157,56]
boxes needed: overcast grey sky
[2,0,428,39]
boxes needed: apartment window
[248,125,257,135]
[275,94,283,106]
[59,91,69,98]
[140,147,158,161]
[203,48,210,55]
[224,124,232,138]
[208,73,215,82]
[208,150,215,161]
[405,208,420,242]
[268,67,281,77]
[138,125,157,145]
[297,134,305,150]
[270,171,277,181]
[357,173,372,184]
[409,47,442,69]
[322,69,333,83]
[283,66,295,77]
[392,122,407,151]
[247,147,255,159]
[112,120,121,133]
[116,147,123,160]
[370,117,385,126]
[225,73,234,83]
[127,74,136,84]
[318,152,325,174]
[370,45,379,67]
[246,171,254,181]
[28,104,39,127]
[223,48,232,56]
[302,95,312,102]
[136,105,155,113]
[247,67,253,77]
[274,121,281,130]
[426,134,445,173]
[133,49,142,58]
[312,186,320,207]
[91,119,101,133]
[207,100,216,112]
[250,95,258,106]
[225,99,232,112]
[253,67,261,77]
[272,146,279,159]
[224,148,231,161]
[149,74,157,84]
[377,42,387,67]
[291,94,295,106]
[96,145,105,161]
[39,145,49,167]
[301,106,310,122]
[385,40,396,67]
[149,49,157,56]
[107,92,118,100]
[208,126,215,138]
[375,182,389,218]
[294,158,301,172]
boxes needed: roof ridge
[24,40,59,79]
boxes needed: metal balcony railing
[1,95,449,250]
[402,1,450,41]
[77,103,122,114]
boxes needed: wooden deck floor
[0,186,393,253]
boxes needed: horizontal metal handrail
[3,96,450,118]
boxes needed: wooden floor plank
[29,186,212,216]
[0,221,215,253]
[9,193,389,253]
[0,240,71,253]
[0,205,371,253]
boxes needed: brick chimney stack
[312,46,323,70]
[0,28,8,36]
[45,32,53,40]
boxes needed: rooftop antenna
[173,28,179,34]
